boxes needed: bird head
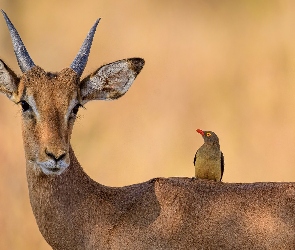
[196,129,219,145]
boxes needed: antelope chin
[38,160,69,176]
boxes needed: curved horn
[70,18,100,77]
[1,10,35,73]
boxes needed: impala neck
[25,145,105,211]
[25,145,119,249]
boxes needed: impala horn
[70,18,100,77]
[1,10,35,73]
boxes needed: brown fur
[1,59,295,249]
[28,160,295,249]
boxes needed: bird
[193,129,224,181]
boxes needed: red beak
[196,129,204,136]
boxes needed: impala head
[0,10,144,175]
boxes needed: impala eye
[71,104,83,116]
[72,105,79,115]
[19,100,31,112]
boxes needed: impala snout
[37,138,70,175]
[38,148,70,175]
[45,148,66,162]
[33,102,74,175]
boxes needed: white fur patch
[27,95,40,120]
[37,159,69,175]
[66,99,79,119]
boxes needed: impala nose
[45,148,66,162]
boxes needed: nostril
[45,149,66,162]
[56,153,66,162]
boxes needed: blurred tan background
[1,0,295,249]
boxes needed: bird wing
[220,151,224,181]
[193,150,199,166]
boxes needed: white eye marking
[66,99,79,120]
[27,95,40,120]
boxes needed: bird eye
[206,132,211,137]
[19,100,31,112]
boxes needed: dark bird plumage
[194,129,224,181]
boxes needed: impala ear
[0,59,19,102]
[80,58,144,103]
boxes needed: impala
[0,10,295,250]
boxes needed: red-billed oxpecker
[194,129,224,181]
